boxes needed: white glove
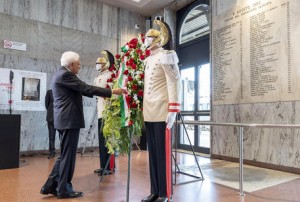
[166,112,177,129]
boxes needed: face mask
[144,37,154,47]
[96,64,103,71]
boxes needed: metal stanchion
[239,126,244,196]
[126,129,133,202]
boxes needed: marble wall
[0,0,146,152]
[212,0,300,168]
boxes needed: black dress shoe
[47,153,55,159]
[94,168,103,174]
[141,194,158,202]
[40,187,57,196]
[57,191,83,199]
[97,170,114,176]
[154,197,168,202]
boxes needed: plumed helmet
[96,50,115,67]
[145,20,170,48]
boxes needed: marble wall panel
[8,54,38,72]
[81,32,103,67]
[38,0,63,26]
[61,27,83,55]
[11,16,38,59]
[77,0,102,34]
[37,58,60,89]
[212,101,300,167]
[44,0,64,25]
[61,0,78,30]
[10,0,39,21]
[0,0,12,14]
[119,8,146,50]
[0,13,12,55]
[213,0,238,16]
[101,36,117,55]
[101,3,118,38]
[37,22,62,62]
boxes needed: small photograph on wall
[21,77,40,101]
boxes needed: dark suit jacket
[51,67,112,130]
[45,89,54,122]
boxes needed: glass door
[178,64,211,154]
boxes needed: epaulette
[160,49,179,65]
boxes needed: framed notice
[0,68,46,111]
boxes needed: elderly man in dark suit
[45,89,56,159]
[40,51,126,199]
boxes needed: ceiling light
[131,0,142,2]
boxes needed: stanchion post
[126,129,133,202]
[239,126,245,196]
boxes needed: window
[179,4,210,44]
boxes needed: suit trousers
[47,121,56,154]
[98,118,114,170]
[42,129,80,195]
[145,121,167,197]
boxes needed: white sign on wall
[0,68,46,111]
[3,40,27,51]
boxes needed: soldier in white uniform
[93,50,116,176]
[142,20,181,202]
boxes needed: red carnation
[126,95,132,103]
[145,49,151,56]
[137,90,143,97]
[132,84,138,90]
[128,76,133,81]
[131,63,137,70]
[129,58,135,63]
[123,69,129,75]
[128,120,133,126]
[129,38,138,45]
[105,84,110,88]
[115,54,121,59]
[109,67,114,71]
[131,102,137,108]
[129,43,137,49]
[140,54,145,60]
[125,51,130,57]
[136,49,142,54]
[140,73,144,79]
[111,73,116,78]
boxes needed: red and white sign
[3,40,27,51]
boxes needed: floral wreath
[102,33,150,154]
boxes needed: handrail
[180,121,300,128]
[176,120,300,196]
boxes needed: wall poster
[0,68,46,111]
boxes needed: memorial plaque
[212,0,300,105]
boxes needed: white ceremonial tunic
[94,69,112,119]
[143,47,181,122]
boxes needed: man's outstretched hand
[112,88,127,95]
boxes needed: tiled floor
[0,150,300,202]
